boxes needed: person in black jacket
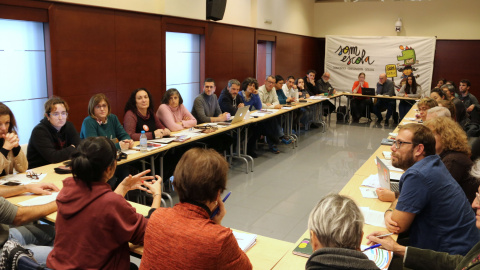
[27,96,80,168]
[218,79,244,115]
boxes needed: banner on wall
[324,35,436,94]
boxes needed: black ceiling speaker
[206,0,227,21]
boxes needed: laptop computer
[376,156,400,192]
[362,88,376,96]
[327,87,335,96]
[217,105,250,125]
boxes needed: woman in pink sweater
[156,88,197,132]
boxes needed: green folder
[292,238,313,258]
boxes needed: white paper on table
[249,112,265,117]
[388,133,398,137]
[360,207,387,228]
[382,151,392,160]
[18,192,59,206]
[149,137,176,144]
[404,117,416,121]
[361,174,381,188]
[232,231,257,252]
[121,149,138,155]
[281,106,293,110]
[309,96,329,100]
[359,187,378,198]
[0,173,47,185]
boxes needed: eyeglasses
[95,104,108,110]
[26,170,42,179]
[476,192,480,203]
[266,80,275,85]
[392,140,413,149]
[50,112,68,117]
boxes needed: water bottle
[140,130,148,153]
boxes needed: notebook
[292,238,313,258]
[376,157,399,192]
[232,231,257,252]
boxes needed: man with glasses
[27,96,80,168]
[373,73,396,125]
[315,72,336,116]
[258,75,291,153]
[383,123,479,255]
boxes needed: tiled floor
[132,115,395,266]
[221,116,395,243]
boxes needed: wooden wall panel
[115,11,162,51]
[51,5,115,51]
[54,51,116,96]
[433,40,480,97]
[206,23,255,91]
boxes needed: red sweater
[140,202,252,270]
[47,177,148,270]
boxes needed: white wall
[45,0,316,36]
[314,0,480,40]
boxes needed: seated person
[296,77,310,99]
[315,72,336,116]
[282,75,299,101]
[442,84,467,124]
[383,124,478,255]
[367,160,480,270]
[425,106,451,121]
[218,79,244,115]
[435,99,456,121]
[416,98,438,122]
[295,78,316,128]
[191,78,233,153]
[191,78,229,124]
[430,88,447,102]
[258,75,291,154]
[434,77,447,89]
[123,88,170,140]
[27,97,80,169]
[303,69,317,97]
[373,73,396,125]
[306,193,378,270]
[239,77,262,111]
[397,75,423,121]
[80,93,134,150]
[0,183,59,265]
[424,117,477,204]
[140,148,252,270]
[0,103,27,176]
[156,88,197,132]
[238,77,262,157]
[275,75,293,104]
[378,117,476,205]
[351,72,373,123]
[47,137,161,269]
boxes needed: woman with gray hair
[306,194,379,270]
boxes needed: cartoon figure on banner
[396,45,420,88]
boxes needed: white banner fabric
[324,35,436,95]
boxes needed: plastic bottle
[140,130,148,153]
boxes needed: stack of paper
[0,173,47,186]
[133,143,167,151]
[359,207,387,228]
[18,192,59,206]
[233,231,257,252]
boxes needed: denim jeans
[9,224,55,265]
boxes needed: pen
[363,244,381,251]
[210,191,231,219]
[376,232,393,238]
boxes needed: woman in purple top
[123,88,170,141]
[156,88,197,132]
